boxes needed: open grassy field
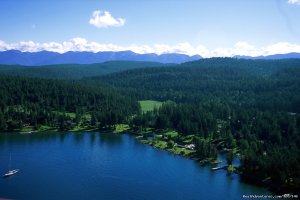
[139,100,163,113]
[114,124,130,133]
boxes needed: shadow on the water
[73,132,84,143]
[0,132,58,147]
[89,132,97,146]
[0,134,4,145]
[98,132,122,145]
[59,132,67,143]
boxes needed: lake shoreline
[1,131,272,200]
[127,130,294,195]
[2,128,288,195]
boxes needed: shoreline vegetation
[1,100,275,194]
[8,122,237,170]
[7,124,274,192]
[10,124,284,194]
[1,99,297,194]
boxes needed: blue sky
[0,0,300,57]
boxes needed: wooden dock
[211,165,228,171]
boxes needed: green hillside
[84,58,300,112]
[0,75,138,132]
[83,58,300,192]
[139,100,163,113]
[0,61,169,79]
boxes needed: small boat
[3,169,19,177]
[3,153,19,178]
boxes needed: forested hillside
[85,58,300,112]
[0,75,138,131]
[84,58,300,192]
[0,61,168,79]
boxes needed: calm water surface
[0,132,270,200]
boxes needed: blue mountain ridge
[234,52,300,60]
[1,50,299,66]
[0,50,202,66]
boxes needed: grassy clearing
[163,130,179,138]
[19,125,57,133]
[20,126,34,132]
[153,140,168,148]
[227,165,236,173]
[139,100,163,113]
[140,134,195,157]
[170,146,194,156]
[156,142,194,156]
[114,124,130,133]
[69,126,98,132]
[70,126,88,132]
[39,125,57,131]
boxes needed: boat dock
[211,165,228,171]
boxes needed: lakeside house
[184,144,195,150]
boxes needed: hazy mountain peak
[0,50,201,65]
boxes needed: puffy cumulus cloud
[18,41,42,52]
[233,42,258,55]
[261,42,300,55]
[42,42,64,52]
[209,42,300,57]
[89,10,125,28]
[210,42,262,57]
[0,40,9,51]
[288,0,300,5]
[0,38,210,55]
[151,43,210,57]
[0,38,300,57]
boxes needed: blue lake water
[0,132,270,200]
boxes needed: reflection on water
[0,132,59,147]
[89,132,96,146]
[98,132,122,145]
[73,132,84,143]
[59,132,66,142]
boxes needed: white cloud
[89,10,125,28]
[0,38,300,57]
[288,0,300,5]
[0,40,9,51]
[261,42,300,55]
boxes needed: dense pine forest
[0,75,138,131]
[85,58,300,112]
[0,58,299,193]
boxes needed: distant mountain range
[0,50,201,66]
[234,52,300,60]
[0,50,299,66]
